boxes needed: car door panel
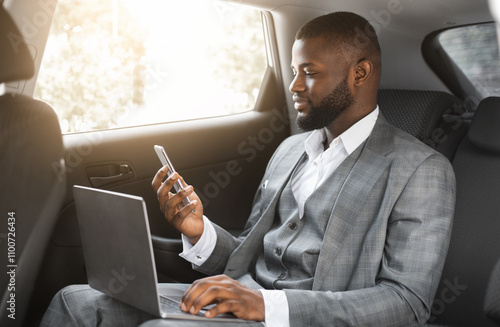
[39,67,289,290]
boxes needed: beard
[296,76,354,131]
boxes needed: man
[41,12,455,327]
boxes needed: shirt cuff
[179,216,217,265]
[259,290,290,327]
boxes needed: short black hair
[296,12,381,69]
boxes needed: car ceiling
[227,0,493,35]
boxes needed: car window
[438,23,500,100]
[34,0,267,134]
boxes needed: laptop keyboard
[158,294,244,321]
[159,295,208,317]
[159,295,183,312]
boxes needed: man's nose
[289,74,306,93]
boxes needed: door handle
[87,163,135,187]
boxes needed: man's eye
[305,72,316,76]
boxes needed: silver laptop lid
[73,185,162,317]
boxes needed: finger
[178,175,188,188]
[156,184,173,215]
[182,275,228,301]
[169,199,199,227]
[183,281,237,315]
[156,172,181,207]
[163,171,181,193]
[162,189,194,227]
[177,199,198,215]
[151,165,170,192]
[204,300,239,318]
[189,287,237,315]
[181,276,223,313]
[163,184,194,212]
[155,170,178,200]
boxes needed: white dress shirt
[179,107,379,327]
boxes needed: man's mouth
[293,96,309,111]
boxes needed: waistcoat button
[277,272,287,280]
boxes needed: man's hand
[181,275,265,321]
[152,166,204,244]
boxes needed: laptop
[73,185,244,322]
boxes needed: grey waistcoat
[254,156,342,290]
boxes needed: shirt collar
[339,106,379,154]
[304,128,327,162]
[304,106,379,160]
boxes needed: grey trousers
[40,284,264,327]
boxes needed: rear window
[438,23,500,100]
[35,0,267,134]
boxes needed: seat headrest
[468,97,500,153]
[0,5,34,84]
[377,89,464,145]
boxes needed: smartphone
[154,145,192,207]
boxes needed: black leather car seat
[0,5,66,327]
[430,97,500,326]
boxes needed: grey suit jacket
[196,115,456,327]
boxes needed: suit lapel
[313,115,395,290]
[224,134,308,277]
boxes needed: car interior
[0,0,499,326]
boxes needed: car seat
[430,97,500,326]
[377,89,468,160]
[0,5,66,327]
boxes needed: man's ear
[353,59,373,87]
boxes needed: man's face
[290,37,354,131]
